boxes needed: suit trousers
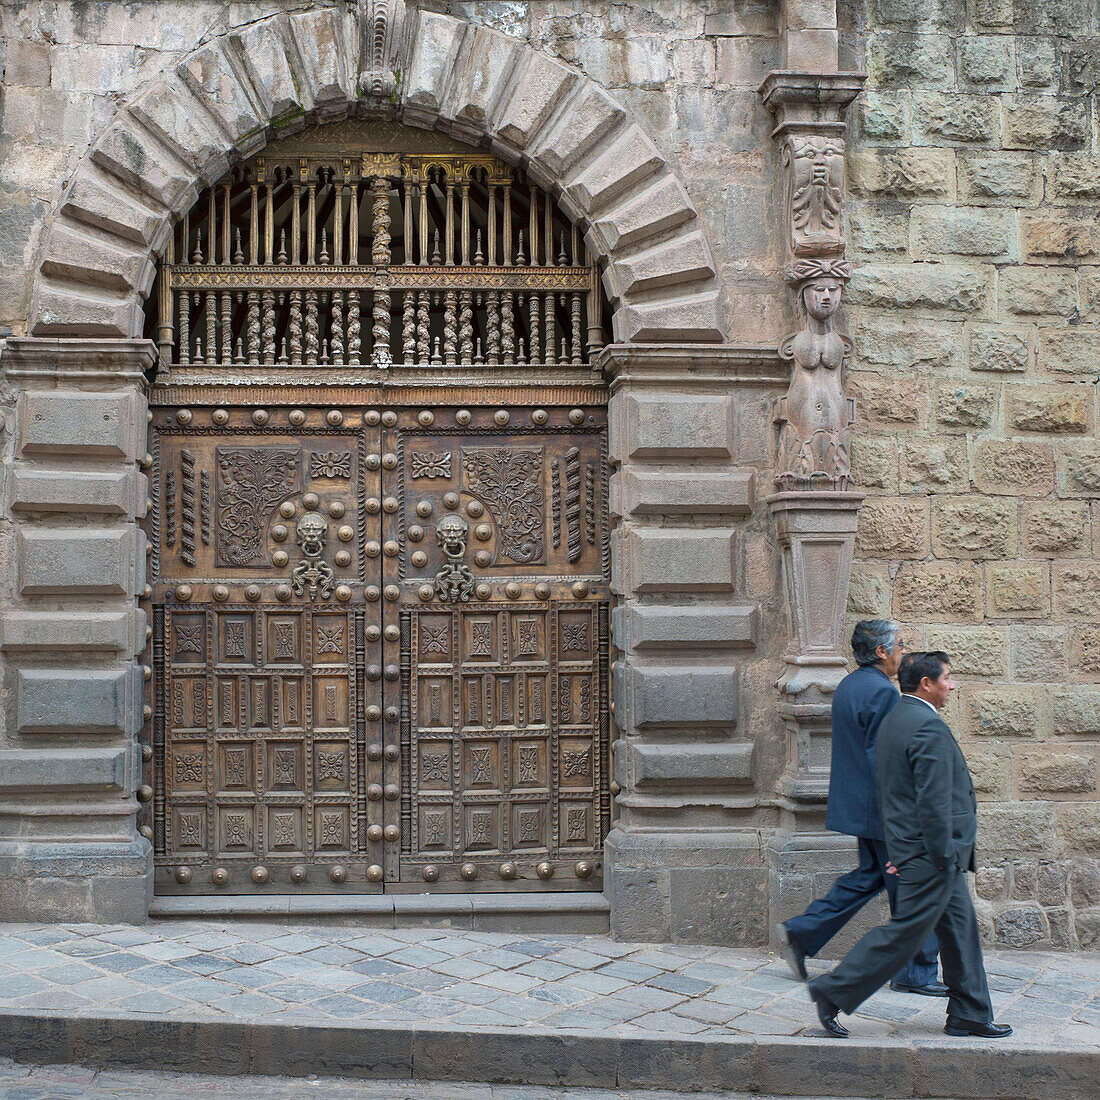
[784,837,939,988]
[809,857,993,1024]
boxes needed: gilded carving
[216,447,300,566]
[461,447,545,564]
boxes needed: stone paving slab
[0,922,1097,1098]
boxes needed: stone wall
[841,0,1100,949]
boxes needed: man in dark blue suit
[776,620,943,996]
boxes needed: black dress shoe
[775,922,808,982]
[944,1015,1013,1038]
[890,980,949,997]
[808,982,848,1039]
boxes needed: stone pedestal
[0,338,153,922]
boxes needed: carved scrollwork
[461,446,545,564]
[291,510,336,600]
[215,446,300,566]
[433,513,474,603]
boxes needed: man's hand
[885,860,898,876]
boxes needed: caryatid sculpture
[775,257,854,492]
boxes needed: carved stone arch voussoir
[28,4,724,345]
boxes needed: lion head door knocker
[434,513,474,603]
[291,510,336,600]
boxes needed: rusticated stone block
[529,83,625,180]
[402,10,466,124]
[848,373,924,427]
[957,151,1043,205]
[962,687,1041,738]
[288,7,352,106]
[569,126,665,214]
[848,148,955,200]
[129,79,230,179]
[1072,858,1100,905]
[927,626,1007,677]
[443,26,521,138]
[993,906,1047,947]
[1055,692,1100,736]
[910,206,1013,261]
[847,265,988,316]
[0,747,129,792]
[1058,442,1100,498]
[1002,94,1090,149]
[1054,564,1100,617]
[846,564,890,617]
[610,392,732,461]
[975,864,1007,900]
[1000,267,1077,318]
[0,611,136,654]
[931,496,1015,560]
[1050,153,1100,202]
[972,439,1054,497]
[1020,752,1096,794]
[232,15,310,121]
[1011,625,1068,683]
[91,117,194,211]
[977,802,1056,855]
[985,561,1050,617]
[959,742,1010,796]
[911,93,999,146]
[1060,804,1100,854]
[626,528,735,594]
[848,204,909,256]
[494,50,576,156]
[16,666,136,736]
[936,383,996,429]
[178,40,265,146]
[29,285,141,340]
[10,468,140,515]
[1018,36,1057,86]
[1022,215,1100,264]
[614,287,725,344]
[613,604,758,652]
[855,498,929,559]
[1010,387,1090,434]
[1038,862,1069,906]
[958,36,1015,88]
[1039,329,1100,379]
[868,32,954,88]
[609,231,715,297]
[61,168,162,249]
[611,469,753,518]
[900,438,968,493]
[850,436,899,492]
[629,742,754,787]
[18,391,142,459]
[894,562,983,622]
[18,528,135,596]
[968,326,1030,373]
[616,663,738,730]
[596,175,695,253]
[1073,625,1100,677]
[855,93,910,143]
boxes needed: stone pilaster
[599,344,782,944]
[0,338,153,922]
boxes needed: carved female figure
[775,258,854,491]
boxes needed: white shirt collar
[902,693,939,714]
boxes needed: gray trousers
[809,857,993,1023]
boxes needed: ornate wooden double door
[145,388,610,894]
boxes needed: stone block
[868,32,955,88]
[1073,625,1100,677]
[962,686,1041,738]
[629,742,754,787]
[5,37,51,86]
[129,80,230,181]
[568,126,665,215]
[443,26,521,138]
[848,148,955,200]
[613,604,758,652]
[1011,625,1068,683]
[927,626,1007,677]
[848,204,910,256]
[894,562,984,622]
[39,224,153,295]
[611,231,715,296]
[1017,36,1057,87]
[1010,387,1090,434]
[670,866,767,945]
[957,152,1043,205]
[29,284,141,340]
[18,528,135,596]
[231,15,309,121]
[529,84,626,181]
[1040,328,1100,379]
[849,316,964,372]
[610,391,732,461]
[1071,858,1100,905]
[910,206,1014,260]
[936,383,997,429]
[847,265,988,316]
[402,11,466,125]
[626,528,735,594]
[993,906,1047,947]
[1022,215,1100,264]
[1060,803,1100,854]
[16,666,135,736]
[957,36,1015,88]
[0,611,135,654]
[999,267,1077,318]
[288,7,353,107]
[899,438,968,493]
[614,287,726,344]
[18,391,141,459]
[611,469,752,518]
[1058,441,1100,498]
[61,167,162,247]
[975,864,1007,900]
[178,40,265,148]
[596,175,695,253]
[968,326,1031,373]
[493,50,576,157]
[912,92,999,146]
[10,468,138,515]
[1038,862,1069,906]
[1050,153,1100,203]
[985,561,1050,617]
[1023,502,1090,556]
[0,747,129,792]
[959,742,1010,795]
[91,116,194,211]
[855,92,910,144]
[1001,94,1090,149]
[972,439,1054,497]
[1054,563,1100,617]
[849,372,925,427]
[616,663,738,730]
[931,496,1015,560]
[978,802,1056,854]
[854,498,929,559]
[850,435,899,492]
[847,564,891,617]
[1020,751,1096,794]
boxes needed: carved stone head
[786,258,852,324]
[436,513,469,561]
[295,511,329,558]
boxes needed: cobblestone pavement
[0,921,1097,1049]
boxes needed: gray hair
[851,620,900,667]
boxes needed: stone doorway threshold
[149,890,610,932]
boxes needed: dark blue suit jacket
[826,664,900,841]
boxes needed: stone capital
[2,337,155,387]
[757,71,867,138]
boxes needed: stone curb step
[0,1012,1094,1100]
[148,891,611,932]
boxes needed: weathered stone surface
[28,284,140,339]
[614,287,725,343]
[910,206,1013,260]
[610,392,732,460]
[493,49,576,156]
[985,561,1050,617]
[855,93,910,143]
[848,148,955,199]
[18,391,141,458]
[936,383,996,429]
[912,92,999,145]
[972,439,1054,497]
[569,126,665,214]
[900,438,969,493]
[849,373,924,426]
[1039,329,1100,379]
[1011,625,1068,683]
[61,168,162,247]
[850,436,899,492]
[1010,387,1090,433]
[288,7,353,106]
[613,604,758,652]
[1001,94,1090,149]
[178,40,265,148]
[847,564,891,617]
[927,626,1007,677]
[960,742,1010,796]
[957,151,1043,204]
[931,496,1015,560]
[1054,564,1100,617]
[1022,215,1100,264]
[993,906,1047,947]
[1054,692,1100,736]
[847,204,910,256]
[1073,625,1100,677]
[129,80,230,180]
[616,663,738,730]
[847,265,988,315]
[0,611,136,654]
[40,224,153,295]
[443,26,521,137]
[402,11,466,125]
[999,267,1078,317]
[893,562,983,621]
[855,498,929,558]
[629,742,754,787]
[611,469,753,518]
[231,16,309,122]
[626,528,735,594]
[10,467,141,515]
[1050,152,1100,202]
[868,32,955,87]
[1059,442,1100,498]
[962,687,1041,738]
[530,83,626,180]
[91,116,195,210]
[0,746,129,791]
[1017,35,1057,86]
[16,666,135,736]
[18,528,135,596]
[596,175,695,253]
[1060,804,1100,854]
[610,231,715,296]
[977,802,1056,854]
[1071,858,1100,906]
[975,864,1007,900]
[958,35,1015,87]
[1020,752,1096,794]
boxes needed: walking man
[777,620,943,996]
[806,651,1011,1039]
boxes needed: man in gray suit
[805,651,1012,1040]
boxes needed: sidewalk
[0,919,1097,1096]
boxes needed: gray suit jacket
[875,696,978,873]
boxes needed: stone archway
[28,4,725,347]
